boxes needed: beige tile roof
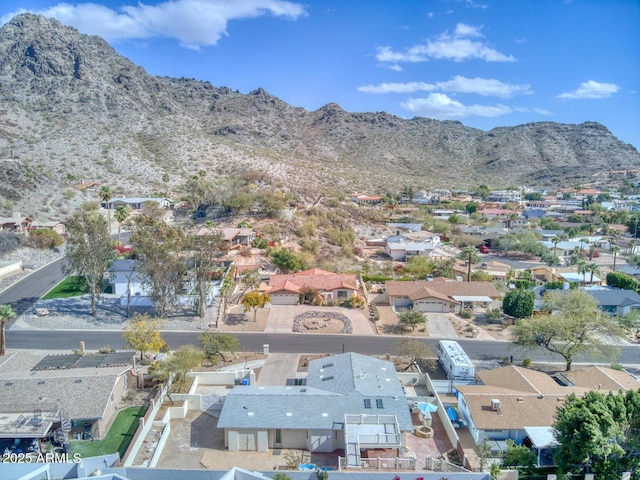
[456,365,639,431]
[564,366,640,391]
[386,280,501,300]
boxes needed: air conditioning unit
[490,399,501,412]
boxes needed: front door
[275,429,282,448]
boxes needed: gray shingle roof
[218,353,413,432]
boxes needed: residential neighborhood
[2,177,640,480]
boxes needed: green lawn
[71,406,147,459]
[43,276,90,299]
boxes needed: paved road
[0,258,65,315]
[6,328,640,367]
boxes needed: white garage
[269,293,299,305]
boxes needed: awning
[524,426,559,449]
[451,295,493,302]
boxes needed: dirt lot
[218,304,269,332]
[374,305,429,336]
[450,313,514,341]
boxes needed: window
[337,290,348,298]
[364,399,372,409]
[376,399,384,408]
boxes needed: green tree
[99,185,112,227]
[64,208,117,316]
[131,217,186,317]
[458,245,481,282]
[199,331,240,363]
[553,390,640,478]
[187,231,225,318]
[512,290,622,371]
[398,310,425,332]
[0,304,17,356]
[502,289,535,319]
[501,439,537,474]
[122,313,166,360]
[270,248,304,273]
[606,271,638,291]
[152,345,204,393]
[113,205,131,246]
[162,172,170,197]
[242,291,271,321]
[475,185,491,199]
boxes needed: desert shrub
[0,231,28,254]
[459,308,474,319]
[29,228,63,249]
[348,294,365,309]
[485,308,503,324]
[251,237,268,249]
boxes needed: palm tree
[100,185,112,228]
[0,304,17,355]
[458,245,481,282]
[113,206,130,245]
[610,244,621,271]
[551,236,561,258]
[586,261,601,284]
[576,259,589,283]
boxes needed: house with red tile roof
[267,269,359,305]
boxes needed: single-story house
[349,192,383,205]
[267,269,358,305]
[385,240,437,261]
[217,352,414,468]
[0,214,32,233]
[384,279,502,313]
[32,220,66,235]
[583,287,640,315]
[107,197,171,210]
[455,365,639,461]
[108,259,215,308]
[0,351,136,440]
[196,227,255,249]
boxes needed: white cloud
[1,0,307,49]
[358,82,436,94]
[436,76,531,97]
[359,76,530,98]
[557,80,620,99]
[402,93,512,118]
[376,22,515,65]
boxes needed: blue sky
[1,0,639,149]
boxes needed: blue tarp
[446,406,458,422]
[417,402,438,414]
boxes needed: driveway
[425,313,458,339]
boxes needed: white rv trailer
[437,340,475,380]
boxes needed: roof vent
[5,382,12,386]
[37,381,45,385]
[516,397,524,403]
[491,399,501,412]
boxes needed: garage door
[415,300,447,312]
[271,294,298,305]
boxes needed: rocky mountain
[1,13,639,218]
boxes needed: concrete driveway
[425,313,458,339]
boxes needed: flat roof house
[217,352,414,468]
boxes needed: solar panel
[32,352,135,371]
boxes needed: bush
[459,308,474,319]
[503,289,535,319]
[348,295,365,309]
[29,229,64,249]
[522,358,531,367]
[606,271,638,291]
[251,237,269,249]
[485,308,503,324]
[0,231,28,254]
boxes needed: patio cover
[524,426,559,448]
[451,295,494,302]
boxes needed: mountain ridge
[0,13,639,218]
